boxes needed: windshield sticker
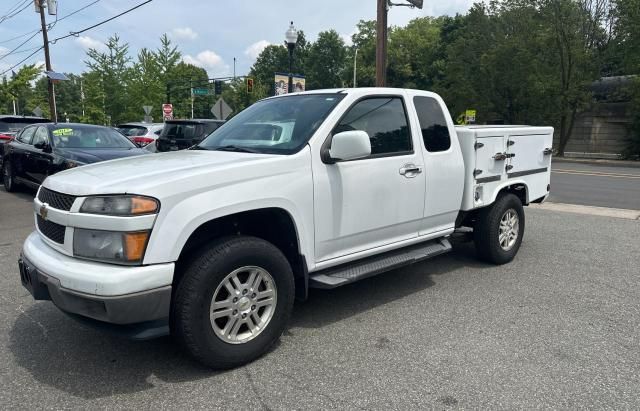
[52,128,73,136]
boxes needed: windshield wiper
[212,145,260,153]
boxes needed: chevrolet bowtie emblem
[39,203,48,220]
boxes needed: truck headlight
[74,229,150,264]
[80,195,159,216]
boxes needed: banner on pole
[274,73,289,95]
[292,75,305,93]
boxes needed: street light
[285,21,298,93]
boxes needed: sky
[0,0,477,78]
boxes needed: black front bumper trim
[19,254,172,325]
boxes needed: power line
[2,0,30,18]
[0,29,40,45]
[0,0,31,25]
[53,0,101,26]
[0,46,44,76]
[49,0,152,44]
[0,30,42,61]
[0,1,101,46]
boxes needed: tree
[84,35,132,125]
[0,64,42,115]
[305,30,347,89]
[539,0,612,155]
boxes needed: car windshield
[198,94,345,154]
[50,125,136,149]
[118,125,148,136]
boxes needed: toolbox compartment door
[506,133,553,176]
[474,136,506,183]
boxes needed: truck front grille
[37,215,66,244]
[38,188,77,211]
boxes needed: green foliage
[0,1,638,157]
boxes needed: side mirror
[34,142,52,152]
[328,130,371,162]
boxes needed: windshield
[198,94,345,154]
[118,125,148,136]
[50,125,136,149]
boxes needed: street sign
[247,78,254,93]
[192,88,210,96]
[143,105,153,115]
[33,106,43,117]
[211,98,232,120]
[162,103,173,120]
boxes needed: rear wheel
[474,193,525,264]
[3,161,17,192]
[172,236,294,369]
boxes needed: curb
[530,202,640,220]
[553,157,640,169]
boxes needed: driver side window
[17,127,35,144]
[334,97,412,157]
[31,127,49,147]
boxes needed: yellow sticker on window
[52,128,73,136]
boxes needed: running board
[309,238,452,289]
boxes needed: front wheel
[172,236,295,369]
[473,193,525,264]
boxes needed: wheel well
[174,208,307,299]
[456,183,528,228]
[499,183,528,205]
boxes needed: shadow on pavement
[291,241,487,329]
[8,241,488,399]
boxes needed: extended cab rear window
[413,96,451,152]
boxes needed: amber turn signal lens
[131,197,158,215]
[124,231,150,262]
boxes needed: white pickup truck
[18,88,553,368]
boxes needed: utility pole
[353,48,358,87]
[37,0,57,121]
[376,0,388,87]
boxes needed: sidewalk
[553,157,640,168]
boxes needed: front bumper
[20,232,174,326]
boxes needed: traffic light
[214,80,222,95]
[246,78,254,93]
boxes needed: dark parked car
[2,123,149,192]
[156,119,224,152]
[0,115,49,143]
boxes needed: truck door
[312,96,426,262]
[411,96,465,235]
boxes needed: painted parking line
[552,169,640,179]
[530,202,640,220]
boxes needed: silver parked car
[116,122,164,147]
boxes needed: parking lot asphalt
[1,187,639,409]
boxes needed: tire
[3,161,17,192]
[172,236,295,369]
[473,193,525,265]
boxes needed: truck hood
[43,149,280,196]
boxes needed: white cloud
[75,36,106,51]
[170,27,198,41]
[183,49,229,74]
[341,32,355,46]
[244,40,271,60]
[0,46,9,58]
